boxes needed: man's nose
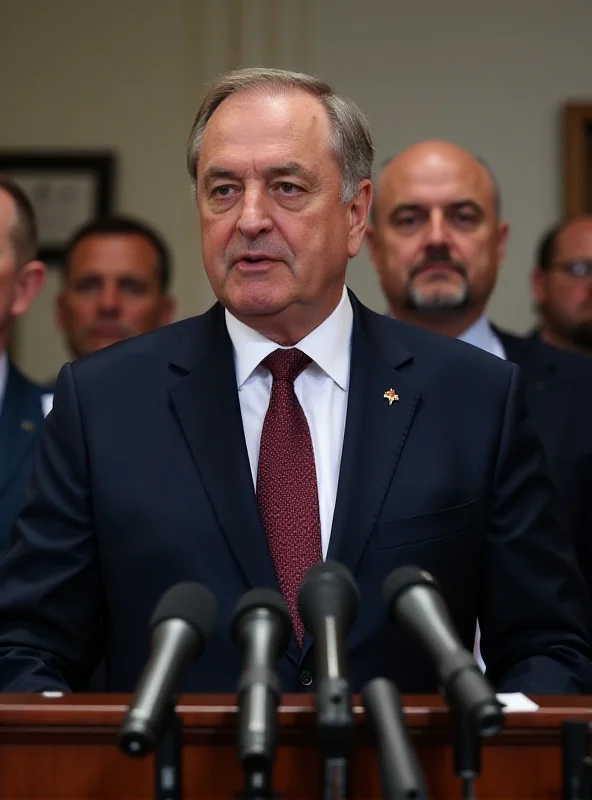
[96,284,121,315]
[425,210,450,248]
[237,186,274,239]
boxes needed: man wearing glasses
[532,216,592,356]
[367,141,592,595]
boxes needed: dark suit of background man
[531,216,592,356]
[0,70,591,695]
[366,141,592,597]
[0,177,51,558]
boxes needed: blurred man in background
[531,216,592,356]
[55,215,175,359]
[0,176,51,557]
[367,140,592,590]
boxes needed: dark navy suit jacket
[496,330,592,594]
[0,296,591,695]
[0,362,48,559]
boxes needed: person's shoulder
[353,298,514,378]
[7,361,53,419]
[497,327,592,386]
[7,361,45,395]
[68,306,221,384]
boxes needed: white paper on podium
[496,692,539,712]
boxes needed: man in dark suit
[367,140,592,594]
[0,177,51,558]
[530,217,592,356]
[0,70,591,695]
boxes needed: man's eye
[449,209,479,227]
[395,216,419,228]
[212,185,236,198]
[276,182,301,194]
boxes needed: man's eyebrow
[203,162,317,189]
[388,203,425,223]
[202,167,241,188]
[260,162,316,183]
[388,200,484,222]
[448,199,483,213]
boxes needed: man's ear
[160,294,176,326]
[11,260,47,317]
[347,179,373,258]
[496,221,510,265]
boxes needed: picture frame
[563,103,592,218]
[0,151,116,264]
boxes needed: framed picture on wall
[0,151,116,264]
[563,104,592,218]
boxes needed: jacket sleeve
[481,362,592,693]
[0,362,102,692]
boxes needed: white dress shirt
[0,350,7,420]
[225,286,353,559]
[458,314,506,360]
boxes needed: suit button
[298,669,314,687]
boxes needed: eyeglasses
[551,260,592,279]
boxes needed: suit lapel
[299,300,421,663]
[0,364,42,498]
[168,306,278,593]
[327,303,420,570]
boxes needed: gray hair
[187,67,373,204]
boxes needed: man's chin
[404,291,469,315]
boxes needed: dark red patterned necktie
[257,348,322,645]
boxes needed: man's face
[56,233,173,358]
[196,89,370,341]
[367,146,508,321]
[532,219,592,351]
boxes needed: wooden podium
[0,693,591,799]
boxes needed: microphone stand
[317,678,355,800]
[451,710,480,800]
[562,720,592,800]
[155,704,183,800]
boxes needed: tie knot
[263,348,311,383]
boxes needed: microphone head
[231,587,292,648]
[382,566,439,616]
[298,560,359,635]
[149,581,218,656]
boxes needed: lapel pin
[20,419,35,432]
[383,388,399,406]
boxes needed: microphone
[298,561,360,750]
[362,678,429,800]
[383,566,502,737]
[118,581,218,756]
[232,587,292,772]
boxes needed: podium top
[0,693,590,732]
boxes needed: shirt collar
[457,314,505,359]
[225,286,353,390]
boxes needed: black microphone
[118,581,218,756]
[383,566,502,737]
[298,561,360,751]
[232,587,292,773]
[362,678,429,800]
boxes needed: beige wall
[3,0,592,381]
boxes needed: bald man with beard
[367,140,592,594]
